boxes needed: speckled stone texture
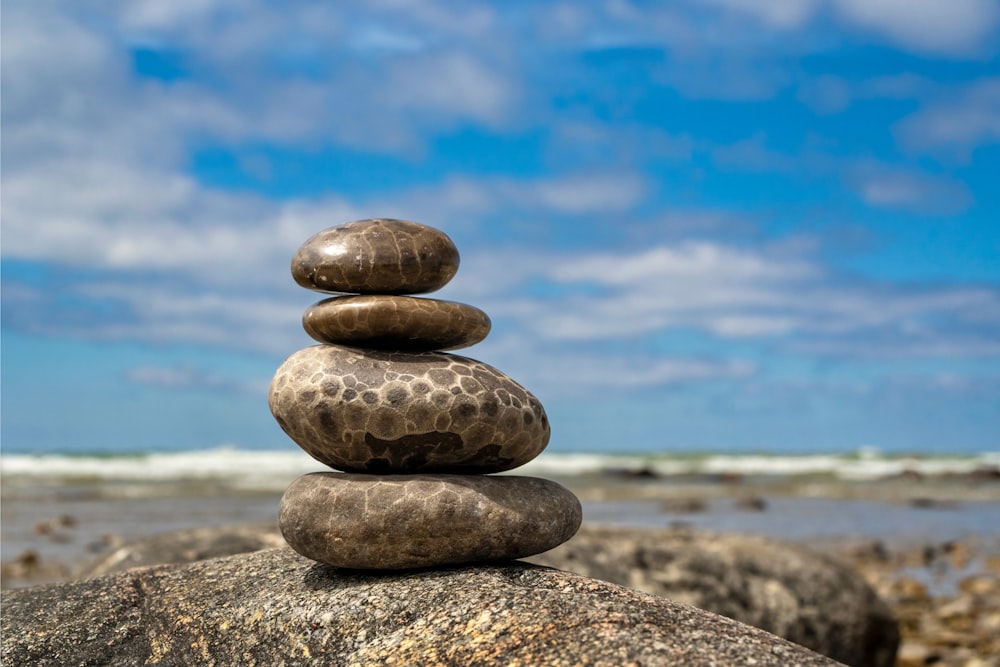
[269,345,550,473]
[279,473,582,569]
[292,219,459,294]
[302,295,491,351]
[1,548,844,667]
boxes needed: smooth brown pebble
[291,219,459,294]
[303,295,490,351]
[279,472,582,569]
[268,345,550,473]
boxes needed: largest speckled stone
[292,219,460,294]
[268,345,550,473]
[279,473,582,569]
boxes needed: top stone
[292,219,460,295]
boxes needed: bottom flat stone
[279,472,582,569]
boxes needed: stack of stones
[269,219,582,570]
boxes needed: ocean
[5,446,999,488]
[4,447,1000,582]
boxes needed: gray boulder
[2,547,841,667]
[528,524,898,667]
[82,522,285,578]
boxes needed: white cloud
[860,73,938,100]
[794,337,1000,359]
[528,173,647,213]
[461,333,757,396]
[532,354,757,390]
[895,78,1000,161]
[1,158,329,284]
[349,171,652,232]
[549,122,697,166]
[833,0,1000,56]
[529,4,822,101]
[381,51,518,126]
[1,163,648,281]
[126,364,203,387]
[655,57,795,102]
[347,24,424,53]
[712,133,798,172]
[452,242,1000,364]
[701,0,820,29]
[797,75,851,115]
[119,0,237,33]
[12,158,995,382]
[2,1,523,167]
[847,163,973,215]
[124,363,268,395]
[547,243,815,286]
[15,275,310,353]
[708,315,802,337]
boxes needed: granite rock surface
[291,218,459,294]
[3,547,843,667]
[77,522,895,666]
[280,473,582,569]
[302,295,490,351]
[269,345,550,473]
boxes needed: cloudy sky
[3,0,999,455]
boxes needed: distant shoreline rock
[530,524,899,667]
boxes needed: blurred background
[2,1,1000,575]
[3,1,998,458]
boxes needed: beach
[3,448,1000,664]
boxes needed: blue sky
[2,0,999,455]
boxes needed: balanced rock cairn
[270,219,582,569]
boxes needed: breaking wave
[2,445,997,491]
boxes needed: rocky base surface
[1,547,841,667]
[14,521,999,665]
[69,522,893,665]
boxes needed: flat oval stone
[279,472,582,569]
[268,345,550,474]
[292,219,459,294]
[302,295,491,352]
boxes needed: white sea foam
[2,447,997,489]
[0,447,320,491]
[519,450,1000,480]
